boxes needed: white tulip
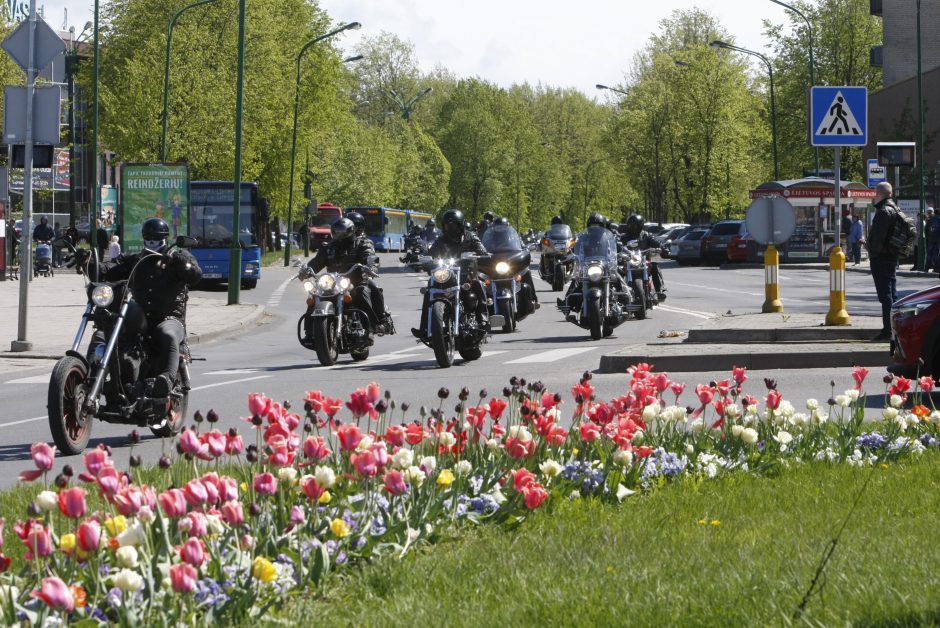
[741,427,759,444]
[508,425,532,442]
[883,407,899,421]
[35,490,57,512]
[438,431,457,448]
[391,448,414,470]
[890,394,904,408]
[314,465,336,489]
[419,456,437,473]
[277,467,298,484]
[539,459,563,478]
[355,435,374,452]
[731,424,744,438]
[806,398,819,411]
[113,569,143,593]
[612,448,634,466]
[117,520,146,547]
[115,545,139,569]
[404,466,426,487]
[454,460,473,476]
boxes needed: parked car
[700,220,745,265]
[670,225,711,266]
[727,227,755,263]
[889,285,940,377]
[657,225,692,259]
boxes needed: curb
[598,345,889,374]
[687,327,880,343]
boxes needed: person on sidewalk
[848,213,864,266]
[924,207,939,273]
[107,235,121,261]
[866,181,901,341]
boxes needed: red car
[308,203,343,247]
[889,284,940,377]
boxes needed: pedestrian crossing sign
[810,86,867,147]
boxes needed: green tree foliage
[764,0,883,180]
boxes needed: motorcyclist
[476,211,495,236]
[305,217,395,335]
[82,217,202,400]
[346,211,367,238]
[422,219,439,241]
[559,212,630,307]
[412,209,489,338]
[550,215,564,226]
[620,213,666,300]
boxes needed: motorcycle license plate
[202,273,222,279]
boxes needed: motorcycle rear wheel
[151,365,189,439]
[587,297,603,340]
[48,356,91,455]
[431,301,455,368]
[314,317,339,366]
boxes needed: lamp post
[284,21,361,267]
[161,0,219,163]
[388,87,433,121]
[916,0,926,271]
[595,83,628,98]
[91,0,99,258]
[226,0,247,305]
[711,40,778,181]
[66,22,91,230]
[769,0,818,177]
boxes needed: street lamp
[284,21,362,267]
[596,83,628,98]
[388,87,433,121]
[916,0,926,270]
[161,0,219,163]
[342,54,364,64]
[769,0,818,177]
[711,40,779,181]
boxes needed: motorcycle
[297,262,380,366]
[558,227,631,340]
[618,240,658,320]
[417,253,493,368]
[47,237,196,455]
[34,241,54,277]
[478,223,539,333]
[399,230,438,272]
[538,224,576,291]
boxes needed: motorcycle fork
[70,303,94,353]
[85,303,129,410]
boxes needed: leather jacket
[868,198,899,261]
[430,229,488,258]
[96,249,202,321]
[306,236,377,280]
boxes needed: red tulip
[383,470,408,495]
[346,390,377,420]
[383,425,406,448]
[852,366,869,389]
[220,501,245,526]
[158,488,188,518]
[247,393,272,418]
[252,472,277,496]
[77,519,102,553]
[732,366,748,386]
[32,576,74,613]
[58,487,87,519]
[505,437,534,459]
[512,467,536,492]
[404,423,424,445]
[14,520,53,560]
[336,424,363,452]
[695,384,715,405]
[579,421,601,443]
[169,563,197,593]
[178,537,206,567]
[351,450,378,478]
[488,398,508,420]
[547,425,568,447]
[301,476,324,501]
[765,389,783,411]
[522,483,548,509]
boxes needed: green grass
[282,456,940,627]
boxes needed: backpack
[886,207,916,257]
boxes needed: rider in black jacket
[412,209,490,338]
[85,217,202,398]
[620,213,666,300]
[305,217,394,335]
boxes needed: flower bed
[0,365,936,624]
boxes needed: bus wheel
[241,279,257,290]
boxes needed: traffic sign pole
[826,147,850,326]
[762,245,783,313]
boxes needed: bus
[349,207,437,251]
[190,181,264,289]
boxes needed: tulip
[289,506,305,525]
[330,518,350,538]
[454,460,473,476]
[522,484,548,510]
[179,537,206,567]
[301,476,324,501]
[346,390,377,420]
[248,393,272,418]
[184,512,208,538]
[158,488,188,518]
[765,389,783,411]
[183,479,209,507]
[15,520,53,560]
[113,486,143,517]
[303,436,331,461]
[436,469,455,489]
[116,520,146,547]
[178,428,202,456]
[35,490,57,512]
[252,472,277,496]
[77,519,103,553]
[225,432,245,456]
[19,443,56,482]
[58,486,87,519]
[405,423,424,445]
[488,397,508,420]
[336,424,364,452]
[251,556,277,582]
[383,470,408,495]
[95,466,125,497]
[113,569,143,593]
[104,515,127,537]
[512,468,536,492]
[83,446,110,477]
[217,476,239,502]
[115,545,138,569]
[578,422,601,443]
[169,563,197,593]
[351,451,378,478]
[384,425,406,447]
[31,577,74,613]
[539,459,563,477]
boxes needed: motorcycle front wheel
[552,265,565,291]
[587,296,603,340]
[48,356,91,455]
[314,317,339,366]
[633,279,649,320]
[430,301,455,368]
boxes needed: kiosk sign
[120,164,189,253]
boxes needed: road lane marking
[203,369,260,375]
[267,277,295,308]
[656,304,714,319]
[480,350,507,358]
[190,375,272,391]
[5,375,50,385]
[0,415,47,429]
[506,347,595,364]
[668,281,764,298]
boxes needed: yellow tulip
[105,515,127,537]
[252,557,277,583]
[318,491,332,505]
[436,469,455,489]
[59,533,76,552]
[330,518,350,538]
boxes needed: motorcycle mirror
[627,239,640,248]
[175,235,198,248]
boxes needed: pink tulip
[303,436,331,461]
[32,576,74,612]
[158,488,188,518]
[225,432,245,455]
[19,442,56,482]
[370,443,390,469]
[217,476,238,503]
[58,487,87,519]
[184,512,208,538]
[201,479,220,505]
[384,425,406,447]
[289,506,305,525]
[247,393,272,418]
[183,479,209,507]
[95,466,125,497]
[83,446,110,476]
[169,563,197,593]
[301,476,324,501]
[179,428,210,460]
[220,501,245,526]
[766,389,783,411]
[113,486,143,516]
[179,537,206,567]
[366,382,382,404]
[77,519,102,553]
[14,520,53,560]
[252,472,277,496]
[351,450,378,478]
[202,430,226,458]
[267,444,294,468]
[383,470,407,495]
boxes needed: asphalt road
[0,254,936,488]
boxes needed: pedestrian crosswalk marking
[505,347,595,364]
[267,277,295,308]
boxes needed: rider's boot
[152,374,172,399]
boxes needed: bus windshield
[190,184,258,248]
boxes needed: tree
[351,31,421,126]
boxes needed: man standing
[848,213,864,266]
[924,207,939,273]
[866,181,901,341]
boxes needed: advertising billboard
[120,163,189,253]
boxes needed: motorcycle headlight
[303,280,315,294]
[586,265,603,281]
[91,285,114,307]
[432,268,453,284]
[495,261,510,275]
[338,276,352,291]
[317,274,336,292]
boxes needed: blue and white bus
[190,181,263,289]
[350,207,437,251]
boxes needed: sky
[34,0,797,97]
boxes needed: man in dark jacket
[32,216,55,242]
[866,181,900,341]
[620,213,666,300]
[83,217,202,398]
[305,217,394,334]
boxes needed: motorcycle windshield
[547,225,573,240]
[574,227,617,266]
[481,224,524,253]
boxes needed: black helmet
[142,217,170,240]
[586,212,605,227]
[441,209,466,239]
[626,214,644,233]
[330,217,355,241]
[550,215,563,225]
[425,219,435,228]
[483,211,494,222]
[345,211,365,235]
[493,216,509,226]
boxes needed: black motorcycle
[558,227,630,340]
[48,238,195,455]
[417,253,491,368]
[478,224,539,333]
[538,224,575,291]
[618,239,658,320]
[297,262,380,366]
[399,230,438,271]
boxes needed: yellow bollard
[825,246,851,326]
[762,244,783,313]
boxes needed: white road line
[0,415,47,429]
[190,375,272,391]
[480,350,508,358]
[668,281,763,298]
[326,354,422,369]
[266,277,295,308]
[655,304,715,319]
[5,375,50,385]
[505,347,595,364]
[203,369,261,376]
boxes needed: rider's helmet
[483,211,495,223]
[345,211,365,236]
[493,216,509,226]
[425,219,435,229]
[625,213,644,236]
[550,215,563,225]
[441,209,466,240]
[330,217,356,243]
[586,212,605,228]
[142,217,170,251]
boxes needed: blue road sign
[867,158,887,188]
[810,86,867,147]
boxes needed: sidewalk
[0,273,265,359]
[598,311,890,374]
[725,258,939,280]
